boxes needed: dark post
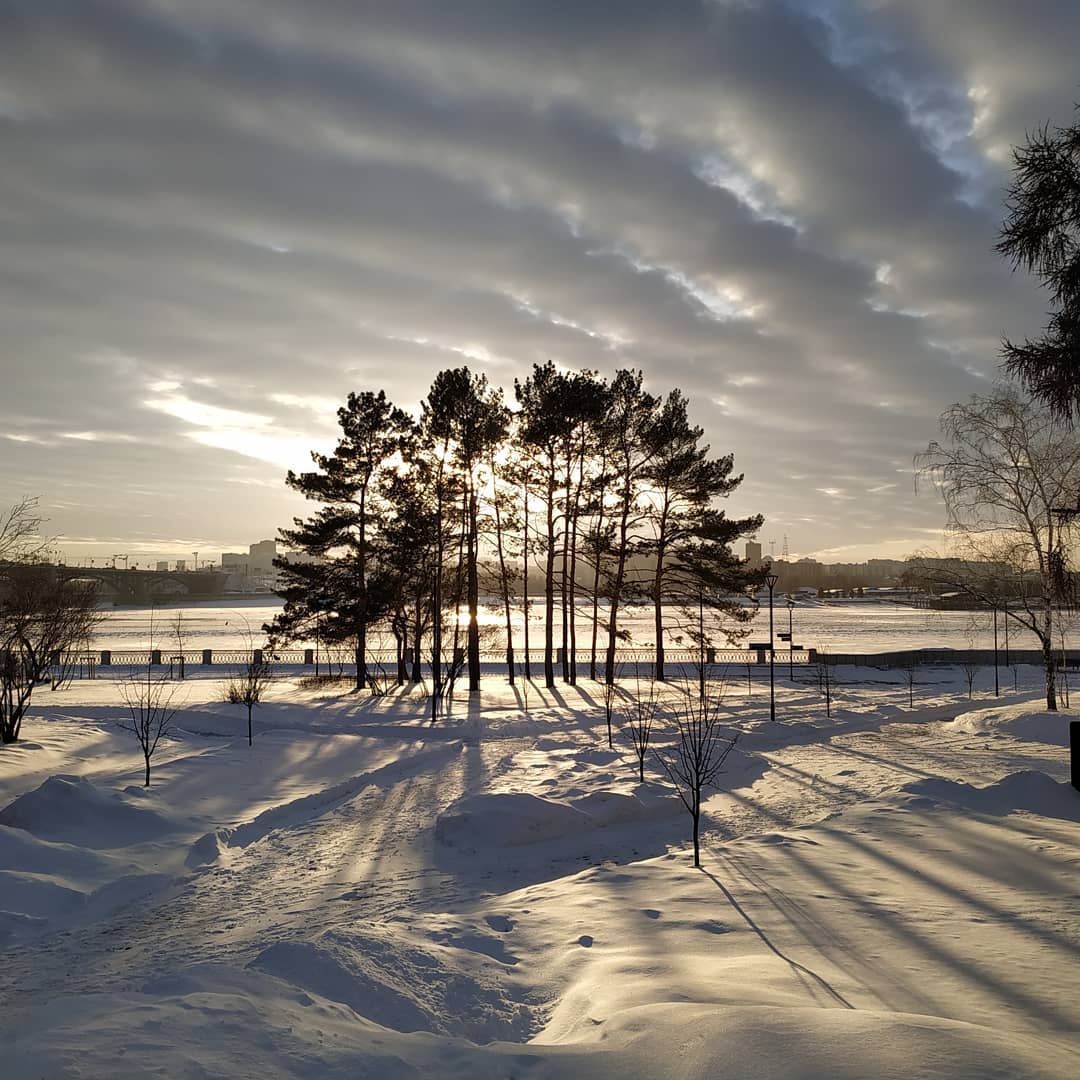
[765,570,779,722]
[100,650,111,667]
[993,605,1000,697]
[202,648,212,666]
[787,597,794,681]
[1071,721,1080,792]
[150,649,161,666]
[304,648,314,666]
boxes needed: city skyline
[3,2,1078,561]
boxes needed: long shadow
[709,799,1078,1030]
[697,865,855,1009]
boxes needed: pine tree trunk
[467,484,480,693]
[522,483,531,679]
[544,464,556,689]
[653,546,666,682]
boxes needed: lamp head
[764,571,779,589]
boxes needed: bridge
[42,564,229,603]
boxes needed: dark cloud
[0,0,1071,557]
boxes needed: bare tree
[814,652,833,718]
[622,685,660,783]
[170,609,188,679]
[655,691,740,868]
[226,647,273,746]
[0,496,46,562]
[120,665,180,786]
[600,662,626,748]
[960,621,981,700]
[914,387,1080,710]
[900,655,919,709]
[1,563,101,743]
[960,657,979,699]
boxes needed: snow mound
[185,828,235,869]
[250,923,538,1043]
[0,775,184,849]
[435,793,590,850]
[997,711,1073,746]
[0,825,172,945]
[902,770,1080,820]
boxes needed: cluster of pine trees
[267,364,764,719]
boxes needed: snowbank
[903,770,1080,820]
[436,793,591,850]
[0,775,186,849]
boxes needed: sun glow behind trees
[268,365,764,713]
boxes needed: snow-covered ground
[0,663,1077,1078]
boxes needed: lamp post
[765,569,779,722]
[786,596,795,681]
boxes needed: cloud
[0,0,1072,555]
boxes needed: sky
[2,1,1078,565]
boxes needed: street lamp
[764,569,779,722]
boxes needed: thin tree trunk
[1041,633,1058,711]
[467,483,480,693]
[605,483,632,685]
[565,449,574,682]
[653,545,666,682]
[490,463,515,684]
[589,469,607,681]
[522,481,531,679]
[544,462,556,689]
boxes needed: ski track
[0,712,1068,1020]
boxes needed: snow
[0,665,1077,1077]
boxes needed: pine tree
[422,368,508,694]
[997,105,1080,418]
[644,390,763,679]
[272,390,414,690]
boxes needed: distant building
[174,559,187,571]
[155,561,169,572]
[745,540,763,568]
[221,551,249,574]
[220,539,320,592]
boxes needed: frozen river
[90,596,1061,655]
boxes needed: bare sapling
[900,655,919,709]
[600,663,625,748]
[120,664,180,786]
[815,652,833,717]
[517,663,530,716]
[655,691,740,868]
[171,610,188,679]
[622,685,660,783]
[226,645,273,746]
